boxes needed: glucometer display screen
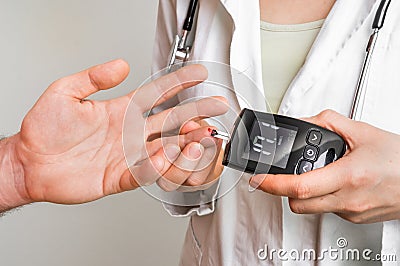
[243,120,298,169]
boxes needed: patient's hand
[0,61,229,213]
[155,120,225,192]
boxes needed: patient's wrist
[0,135,31,213]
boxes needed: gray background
[0,1,189,265]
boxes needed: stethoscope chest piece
[167,0,199,72]
[167,34,191,71]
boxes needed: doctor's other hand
[0,60,228,213]
[250,110,400,224]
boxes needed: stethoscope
[167,0,199,72]
[350,0,391,120]
[167,0,392,121]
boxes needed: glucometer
[212,109,346,175]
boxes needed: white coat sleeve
[151,0,219,217]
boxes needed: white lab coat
[152,0,400,265]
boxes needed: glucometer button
[307,130,322,146]
[297,160,313,175]
[303,145,318,161]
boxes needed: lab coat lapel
[216,0,284,258]
[220,0,267,111]
[218,0,236,21]
[280,0,379,115]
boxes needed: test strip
[211,129,230,141]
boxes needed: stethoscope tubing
[183,0,199,32]
[350,0,391,120]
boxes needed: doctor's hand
[250,110,400,224]
[0,60,228,213]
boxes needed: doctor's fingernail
[165,145,181,161]
[189,143,203,159]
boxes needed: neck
[260,0,336,24]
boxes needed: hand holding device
[250,110,400,224]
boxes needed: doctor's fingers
[250,158,351,199]
[288,195,386,224]
[132,65,208,112]
[302,110,365,148]
[157,142,204,192]
[49,59,130,100]
[145,96,228,136]
[287,194,341,215]
[146,126,218,156]
[120,144,182,190]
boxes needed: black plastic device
[222,109,346,175]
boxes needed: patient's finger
[52,59,130,100]
[133,65,208,112]
[125,144,182,189]
[180,121,202,134]
[146,126,217,156]
[157,142,204,192]
[184,143,219,186]
[145,96,228,135]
